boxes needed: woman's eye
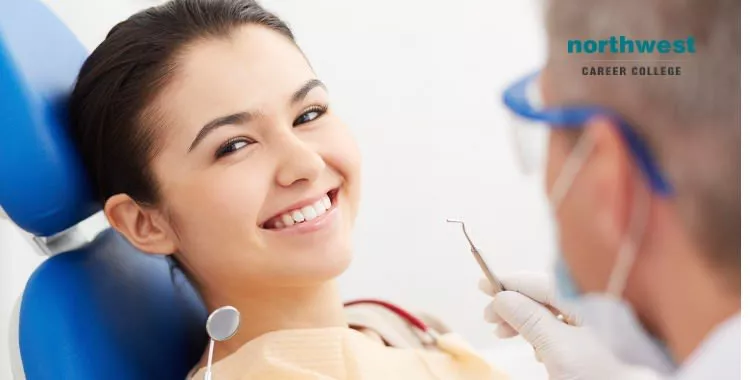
[293,105,328,127]
[216,138,254,158]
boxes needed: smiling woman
[66,0,507,379]
[70,0,361,294]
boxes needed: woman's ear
[103,194,177,255]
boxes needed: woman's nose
[274,136,326,188]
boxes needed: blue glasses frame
[501,71,673,196]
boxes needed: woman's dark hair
[69,0,295,206]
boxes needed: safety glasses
[500,71,673,196]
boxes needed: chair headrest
[20,229,208,379]
[0,0,100,237]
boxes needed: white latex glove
[480,274,664,380]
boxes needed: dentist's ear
[583,117,634,249]
[104,193,177,255]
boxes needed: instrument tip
[446,218,463,224]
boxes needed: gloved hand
[480,273,663,380]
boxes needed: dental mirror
[204,306,241,380]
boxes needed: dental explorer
[446,219,574,326]
[446,219,504,294]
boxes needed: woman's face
[148,25,361,294]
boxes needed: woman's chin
[265,247,352,287]
[299,249,353,283]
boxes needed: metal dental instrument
[205,306,241,380]
[446,218,575,326]
[446,219,504,294]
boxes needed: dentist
[483,0,740,379]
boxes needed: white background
[0,0,559,378]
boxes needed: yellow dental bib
[189,327,507,380]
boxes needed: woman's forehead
[175,25,311,98]
[153,25,315,131]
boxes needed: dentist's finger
[479,278,497,296]
[484,303,518,337]
[484,302,502,323]
[494,323,519,339]
[487,273,574,321]
[491,291,566,347]
[534,348,543,363]
[494,272,555,306]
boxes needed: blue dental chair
[0,0,208,378]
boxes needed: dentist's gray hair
[544,0,739,283]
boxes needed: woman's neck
[199,280,347,366]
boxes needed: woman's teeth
[270,194,333,229]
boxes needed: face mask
[548,134,677,375]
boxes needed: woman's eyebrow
[187,79,327,153]
[291,79,326,105]
[188,111,256,152]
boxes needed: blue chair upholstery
[20,230,208,379]
[0,0,208,378]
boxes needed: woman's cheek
[180,164,269,227]
[321,123,361,171]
